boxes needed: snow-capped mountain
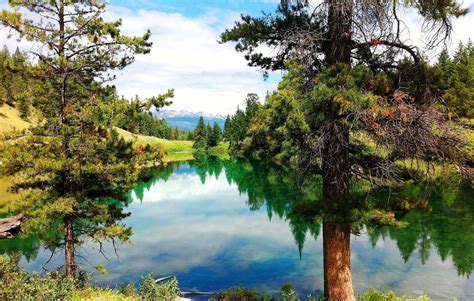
[153,109,226,131]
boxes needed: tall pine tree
[0,0,169,278]
[222,1,469,299]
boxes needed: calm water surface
[1,159,473,299]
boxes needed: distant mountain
[153,110,226,131]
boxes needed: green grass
[114,127,193,152]
[114,127,196,163]
[0,176,17,210]
[72,289,136,301]
[0,105,30,208]
[115,128,231,162]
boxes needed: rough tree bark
[64,214,76,278]
[321,0,356,300]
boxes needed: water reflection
[0,158,472,299]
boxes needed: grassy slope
[114,127,195,162]
[0,104,31,133]
[0,105,30,209]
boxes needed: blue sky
[111,0,279,17]
[1,0,473,114]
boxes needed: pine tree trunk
[323,221,355,301]
[321,1,355,299]
[64,214,76,278]
[321,121,355,301]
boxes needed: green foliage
[213,285,431,300]
[432,41,474,118]
[280,283,299,301]
[120,282,139,298]
[95,92,175,139]
[0,46,35,119]
[193,116,208,149]
[209,122,223,147]
[0,0,166,277]
[225,93,262,152]
[223,115,232,140]
[0,254,75,300]
[193,117,225,151]
[359,290,430,301]
[0,255,182,301]
[138,274,180,301]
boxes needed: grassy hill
[0,104,31,133]
[0,105,30,209]
[114,127,195,162]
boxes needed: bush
[138,273,180,301]
[360,290,430,301]
[0,255,75,300]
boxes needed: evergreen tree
[208,122,222,147]
[206,123,213,147]
[443,42,474,118]
[244,93,260,121]
[0,46,34,118]
[193,116,208,149]
[221,1,469,299]
[0,0,161,278]
[229,108,247,150]
[223,115,231,140]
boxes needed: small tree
[193,116,208,149]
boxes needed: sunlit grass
[114,127,194,153]
[0,104,31,133]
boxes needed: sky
[1,0,473,115]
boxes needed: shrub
[0,255,75,300]
[360,290,430,301]
[120,281,139,297]
[138,273,180,301]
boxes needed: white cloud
[1,1,473,115]
[104,6,276,115]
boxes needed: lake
[0,158,473,299]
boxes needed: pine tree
[0,0,159,278]
[208,122,222,147]
[443,42,474,118]
[229,109,247,150]
[221,1,469,299]
[223,115,231,140]
[0,46,34,117]
[206,123,213,147]
[244,93,260,121]
[193,116,208,149]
